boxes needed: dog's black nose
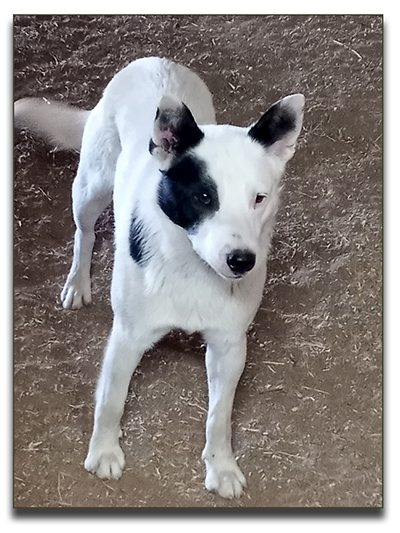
[226,249,256,275]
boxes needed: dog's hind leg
[202,330,247,498]
[60,182,111,309]
[84,322,165,479]
[61,104,120,309]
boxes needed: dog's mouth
[190,236,256,281]
[217,270,246,281]
[204,254,256,281]
[196,253,245,281]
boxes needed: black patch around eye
[157,155,219,232]
[129,211,151,266]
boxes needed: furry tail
[14,97,90,151]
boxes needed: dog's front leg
[202,331,247,498]
[84,322,163,479]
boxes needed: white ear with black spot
[248,94,305,164]
[149,94,204,164]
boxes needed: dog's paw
[204,457,246,498]
[60,276,91,309]
[84,443,125,480]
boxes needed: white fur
[15,57,304,499]
[14,97,90,151]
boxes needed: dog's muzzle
[226,249,256,277]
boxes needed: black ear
[150,94,204,164]
[248,94,304,163]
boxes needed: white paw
[84,443,125,480]
[60,276,91,309]
[204,457,246,498]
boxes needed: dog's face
[151,94,304,279]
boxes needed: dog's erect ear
[149,94,204,164]
[248,94,305,164]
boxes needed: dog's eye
[254,193,268,207]
[195,192,212,205]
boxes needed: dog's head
[150,93,304,279]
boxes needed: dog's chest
[135,251,264,334]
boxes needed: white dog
[15,57,304,498]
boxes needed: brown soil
[13,15,382,508]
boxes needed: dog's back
[101,57,216,155]
[14,57,216,154]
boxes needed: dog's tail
[14,97,90,151]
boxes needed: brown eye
[195,191,212,205]
[255,193,268,206]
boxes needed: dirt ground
[13,15,382,508]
